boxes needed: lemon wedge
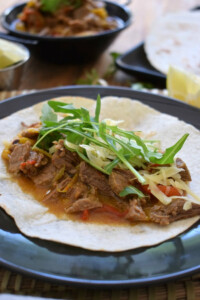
[0,50,18,69]
[167,66,200,108]
[0,39,25,69]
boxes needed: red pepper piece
[141,184,181,197]
[20,162,27,168]
[157,185,181,197]
[26,160,37,165]
[81,209,89,221]
[150,164,161,167]
[141,185,151,194]
[96,204,128,218]
[20,160,36,169]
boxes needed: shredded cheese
[64,140,79,151]
[183,201,192,211]
[169,179,200,204]
[140,164,200,206]
[148,180,172,205]
[80,143,116,168]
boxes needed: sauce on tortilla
[13,171,131,226]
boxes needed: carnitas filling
[2,98,200,225]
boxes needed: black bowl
[1,2,132,64]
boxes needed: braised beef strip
[149,199,200,225]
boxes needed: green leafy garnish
[40,0,60,12]
[98,122,146,183]
[76,69,101,85]
[34,96,189,183]
[76,52,121,85]
[48,100,82,117]
[94,94,101,123]
[104,52,121,79]
[40,0,82,13]
[40,102,57,124]
[131,82,154,90]
[119,186,145,198]
[151,133,189,164]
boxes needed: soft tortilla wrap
[144,11,200,75]
[0,96,200,252]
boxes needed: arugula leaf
[107,126,149,157]
[104,153,132,173]
[106,125,162,162]
[108,134,144,158]
[119,186,145,198]
[40,0,82,13]
[65,130,83,146]
[94,94,101,123]
[37,131,62,151]
[41,121,59,127]
[40,103,57,124]
[36,122,107,151]
[151,133,189,164]
[80,107,91,123]
[65,126,107,148]
[99,122,146,184]
[48,101,82,118]
[104,158,120,173]
[33,122,68,149]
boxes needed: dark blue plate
[0,86,200,288]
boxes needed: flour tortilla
[0,96,200,252]
[144,11,200,75]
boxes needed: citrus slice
[167,66,200,108]
[0,51,18,69]
[0,39,25,69]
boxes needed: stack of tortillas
[144,11,200,75]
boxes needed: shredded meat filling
[126,199,148,222]
[109,168,136,195]
[79,161,115,197]
[52,140,80,175]
[8,142,31,174]
[149,199,200,225]
[176,158,191,181]
[66,196,102,213]
[8,141,48,176]
[6,138,200,225]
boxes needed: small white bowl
[0,39,30,90]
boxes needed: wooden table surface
[1,0,200,90]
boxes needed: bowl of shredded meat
[1,0,132,63]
